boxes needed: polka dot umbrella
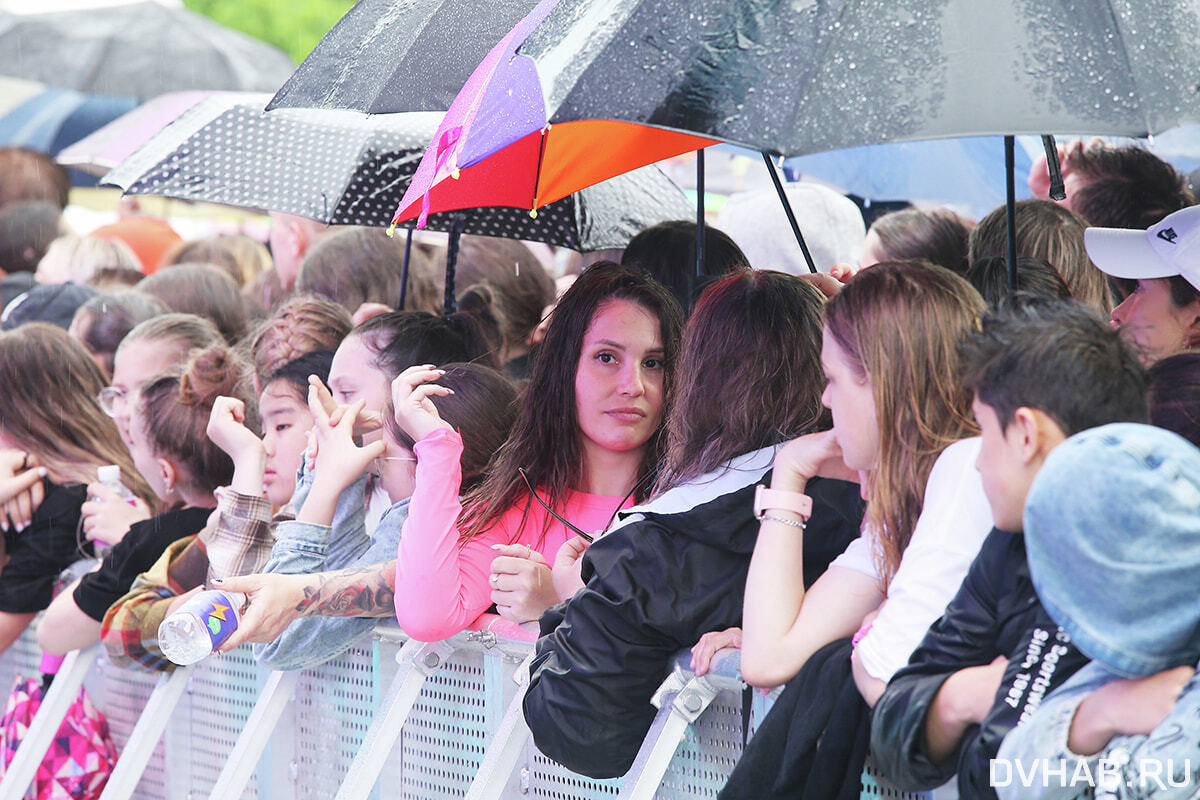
[103,96,693,252]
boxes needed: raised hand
[391,365,454,443]
[0,450,46,531]
[206,396,265,462]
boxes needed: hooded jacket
[523,445,864,779]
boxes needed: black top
[524,471,863,779]
[0,482,89,614]
[73,505,211,621]
[870,528,1089,799]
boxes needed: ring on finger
[489,574,499,588]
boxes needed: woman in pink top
[391,262,683,638]
[219,263,682,647]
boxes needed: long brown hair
[655,270,826,491]
[459,262,682,543]
[0,323,154,505]
[825,260,984,587]
[970,200,1112,312]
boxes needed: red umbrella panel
[391,0,714,230]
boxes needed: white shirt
[831,437,993,681]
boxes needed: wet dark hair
[867,208,971,274]
[962,298,1147,437]
[1147,352,1200,447]
[656,269,827,491]
[1166,275,1200,309]
[459,261,682,542]
[264,349,335,407]
[1065,143,1194,230]
[965,255,1072,309]
[353,304,502,378]
[72,290,168,375]
[138,345,256,497]
[621,220,750,311]
[137,263,250,345]
[384,363,518,491]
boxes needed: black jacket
[523,455,863,779]
[870,528,1089,799]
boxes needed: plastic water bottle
[94,465,136,503]
[91,465,136,558]
[158,590,247,666]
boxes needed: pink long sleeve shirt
[394,427,632,641]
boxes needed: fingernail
[36,467,46,477]
[491,544,502,550]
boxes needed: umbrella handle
[1041,135,1066,201]
[761,152,817,274]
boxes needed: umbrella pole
[398,228,413,310]
[1005,135,1017,298]
[444,213,466,315]
[761,151,816,274]
[1041,135,1066,201]
[695,149,705,278]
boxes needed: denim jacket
[995,659,1200,800]
[252,463,409,670]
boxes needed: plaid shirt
[100,490,286,672]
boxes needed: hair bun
[179,345,245,407]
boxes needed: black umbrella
[267,0,537,114]
[0,2,294,97]
[102,98,694,252]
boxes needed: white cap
[96,465,121,483]
[716,182,865,275]
[1084,205,1200,291]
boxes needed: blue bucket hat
[1024,422,1200,678]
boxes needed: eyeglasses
[96,386,128,417]
[370,454,416,476]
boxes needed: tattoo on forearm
[294,563,396,618]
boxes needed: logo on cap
[1157,228,1179,244]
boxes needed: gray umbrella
[0,2,295,97]
[267,0,538,114]
[515,0,1200,153]
[104,97,693,252]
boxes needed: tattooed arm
[215,559,397,657]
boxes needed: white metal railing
[0,617,927,800]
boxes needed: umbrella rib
[1097,2,1149,136]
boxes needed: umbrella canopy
[57,90,221,176]
[782,138,1034,218]
[0,1,294,97]
[105,99,694,252]
[394,0,1200,227]
[267,0,538,115]
[0,76,137,154]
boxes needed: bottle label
[192,593,239,649]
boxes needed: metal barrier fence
[0,619,929,800]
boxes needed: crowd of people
[0,139,1197,799]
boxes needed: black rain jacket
[523,456,863,779]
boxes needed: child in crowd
[870,299,1148,799]
[39,345,256,655]
[996,423,1200,800]
[100,351,333,670]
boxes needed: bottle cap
[96,465,121,483]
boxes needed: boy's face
[973,395,1041,533]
